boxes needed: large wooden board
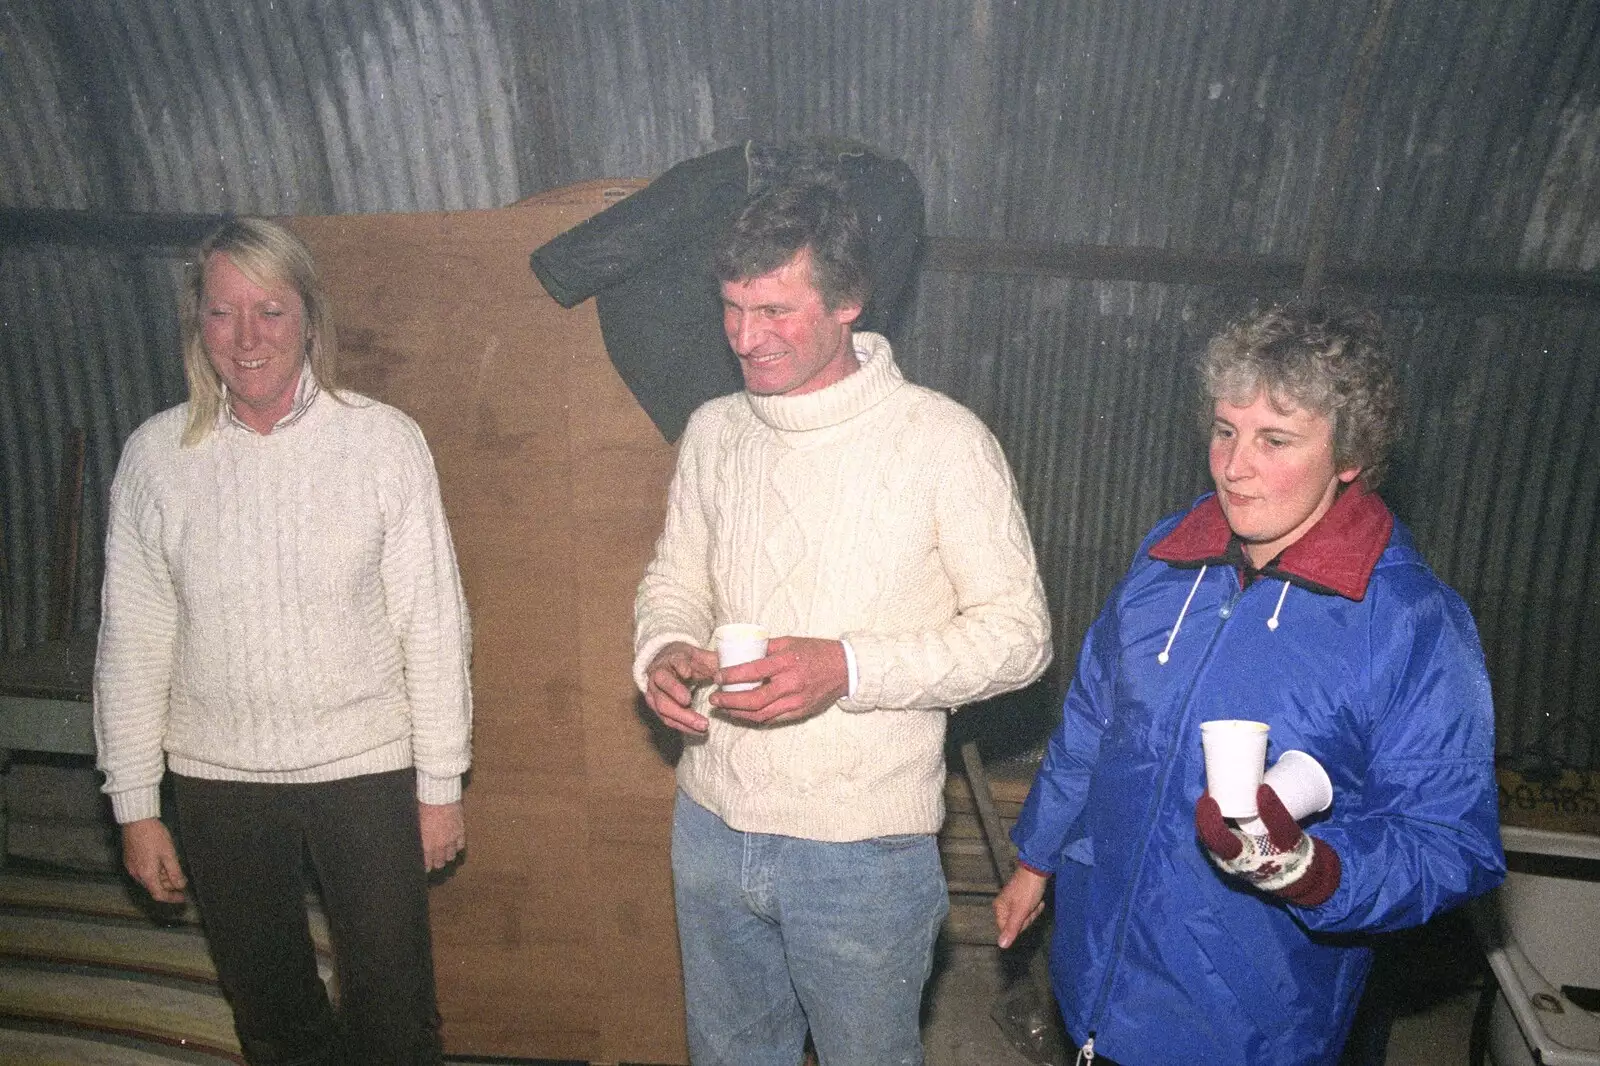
[290,183,686,1063]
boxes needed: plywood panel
[287,183,688,1063]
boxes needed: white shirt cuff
[840,637,859,698]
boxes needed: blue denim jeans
[671,791,949,1066]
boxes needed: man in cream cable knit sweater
[634,180,1052,1065]
[94,219,470,1065]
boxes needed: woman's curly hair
[1201,299,1400,490]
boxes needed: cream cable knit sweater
[94,392,472,825]
[634,332,1051,841]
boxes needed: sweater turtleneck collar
[745,331,904,432]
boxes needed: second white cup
[713,623,768,692]
[1238,750,1334,835]
[1200,719,1271,818]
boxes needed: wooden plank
[587,799,681,1065]
[0,969,241,1060]
[46,429,86,642]
[0,872,331,955]
[0,696,95,755]
[958,742,1015,884]
[944,895,1002,946]
[1497,769,1600,837]
[288,192,685,1062]
[949,767,1034,808]
[0,872,195,926]
[0,912,217,982]
[0,912,334,991]
[0,1026,241,1065]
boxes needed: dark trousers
[172,770,443,1066]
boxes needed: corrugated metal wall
[3,0,1597,771]
[906,274,1600,773]
[0,248,185,655]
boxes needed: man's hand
[644,640,718,734]
[994,865,1048,948]
[419,800,466,871]
[121,818,187,904]
[710,636,848,726]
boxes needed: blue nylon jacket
[1011,488,1505,1066]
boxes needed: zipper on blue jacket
[1082,576,1242,1041]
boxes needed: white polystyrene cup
[1237,750,1334,835]
[713,623,768,692]
[1200,719,1271,818]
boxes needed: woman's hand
[994,864,1049,948]
[419,800,466,871]
[122,818,188,903]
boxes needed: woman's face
[201,253,307,434]
[1209,390,1361,568]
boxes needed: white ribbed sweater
[94,393,472,824]
[634,333,1051,841]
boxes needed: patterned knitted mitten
[1196,784,1341,907]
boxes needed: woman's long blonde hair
[180,218,340,446]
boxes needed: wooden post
[959,740,1017,886]
[46,427,87,642]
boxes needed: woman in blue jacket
[995,301,1505,1066]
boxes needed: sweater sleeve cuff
[417,771,462,805]
[836,631,884,709]
[1016,857,1051,877]
[110,787,162,824]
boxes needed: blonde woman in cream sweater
[94,219,470,1066]
[635,180,1051,1066]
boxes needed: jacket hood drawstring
[1158,566,1207,665]
[1268,579,1290,631]
[1157,568,1290,663]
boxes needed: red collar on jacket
[1148,485,1395,601]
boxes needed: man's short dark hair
[713,180,871,311]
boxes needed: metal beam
[8,208,1596,305]
[925,238,1600,305]
[0,208,228,252]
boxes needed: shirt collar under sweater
[743,331,904,432]
[218,363,321,435]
